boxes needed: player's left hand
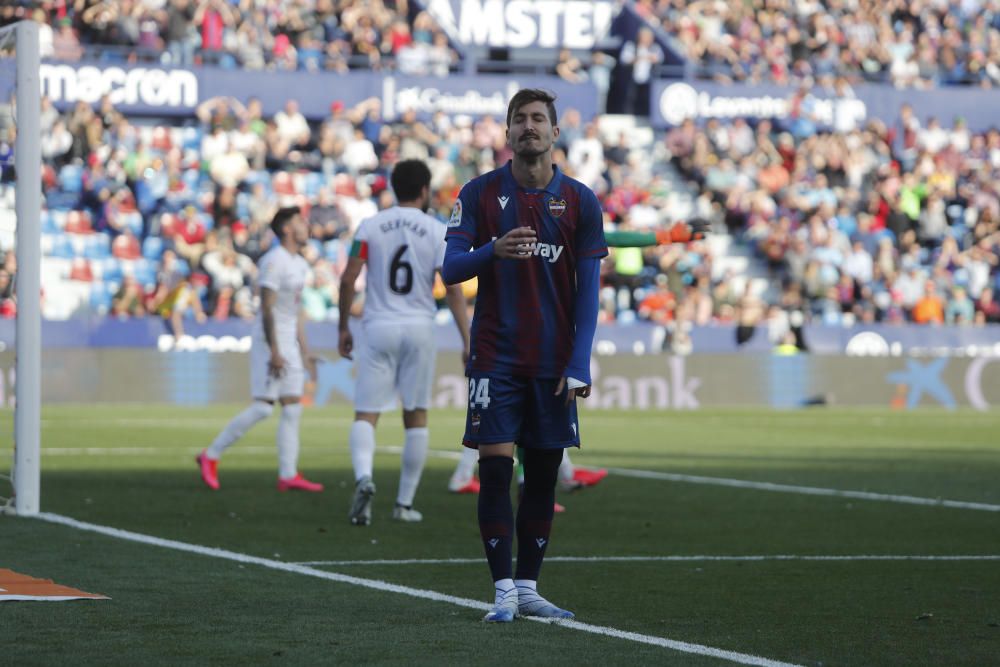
[338,329,354,360]
[555,377,592,406]
[305,355,319,382]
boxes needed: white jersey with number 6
[354,206,446,325]
[352,206,446,411]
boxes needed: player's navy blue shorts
[462,372,580,450]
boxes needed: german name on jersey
[352,206,447,324]
[446,161,608,378]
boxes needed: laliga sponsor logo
[41,64,198,108]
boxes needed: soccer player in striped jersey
[338,160,470,526]
[443,89,607,623]
[446,221,711,497]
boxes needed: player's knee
[522,447,563,489]
[281,402,303,419]
[478,456,514,489]
[251,401,275,421]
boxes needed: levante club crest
[548,198,567,217]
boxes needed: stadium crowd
[1,87,997,338]
[0,2,998,342]
[1,0,459,76]
[643,0,1000,88]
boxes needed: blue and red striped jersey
[446,161,607,378]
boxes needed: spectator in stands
[112,275,147,319]
[619,27,663,116]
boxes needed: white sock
[452,446,479,482]
[558,449,575,482]
[397,427,428,507]
[494,578,516,604]
[515,579,537,592]
[206,401,272,460]
[350,420,376,482]
[277,403,303,479]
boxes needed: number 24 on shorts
[469,378,491,408]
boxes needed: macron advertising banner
[10,60,597,121]
[652,79,1000,131]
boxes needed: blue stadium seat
[58,164,84,194]
[133,262,158,290]
[41,210,59,234]
[142,236,164,261]
[50,234,75,259]
[83,233,112,260]
[303,172,323,197]
[89,281,114,315]
[100,258,124,284]
[175,257,191,277]
[122,211,144,236]
[324,239,344,261]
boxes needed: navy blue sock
[478,455,514,582]
[515,448,563,581]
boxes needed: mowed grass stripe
[32,511,804,667]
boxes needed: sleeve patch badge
[448,199,463,228]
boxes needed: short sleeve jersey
[353,206,447,324]
[254,245,309,341]
[446,161,608,378]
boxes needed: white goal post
[0,20,41,516]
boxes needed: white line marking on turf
[32,512,800,667]
[605,467,1000,513]
[30,445,998,512]
[293,554,1000,566]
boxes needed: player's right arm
[442,182,537,285]
[260,286,285,377]
[337,231,368,360]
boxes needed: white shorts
[250,334,304,401]
[354,319,436,412]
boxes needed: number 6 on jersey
[469,378,491,408]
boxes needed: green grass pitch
[3,405,999,666]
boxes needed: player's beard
[513,135,549,159]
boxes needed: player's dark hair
[506,89,558,128]
[270,205,301,238]
[390,159,432,202]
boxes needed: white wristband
[566,377,587,390]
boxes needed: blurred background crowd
[0,0,998,346]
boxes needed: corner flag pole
[14,20,41,516]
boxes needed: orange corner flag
[0,569,110,602]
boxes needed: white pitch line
[26,445,998,512]
[32,512,800,667]
[294,554,1000,566]
[606,467,1000,513]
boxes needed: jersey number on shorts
[469,378,491,408]
[389,244,413,295]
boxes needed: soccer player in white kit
[197,206,324,492]
[338,160,470,525]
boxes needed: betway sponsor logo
[41,64,198,108]
[491,236,564,262]
[427,0,613,49]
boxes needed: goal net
[0,20,41,516]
